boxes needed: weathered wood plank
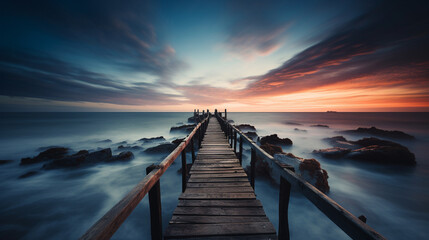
[190,173,247,178]
[184,187,254,193]
[169,215,270,224]
[173,206,266,216]
[179,193,256,200]
[164,222,276,238]
[177,199,262,207]
[187,182,252,188]
[187,177,249,183]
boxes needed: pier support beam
[146,165,162,240]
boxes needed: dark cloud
[241,0,429,96]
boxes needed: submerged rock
[170,124,196,133]
[117,145,143,151]
[0,160,13,165]
[110,151,134,161]
[260,143,284,155]
[311,124,329,128]
[284,122,302,126]
[19,171,39,179]
[313,147,351,159]
[260,134,292,146]
[43,148,112,169]
[172,138,184,147]
[235,124,256,132]
[340,126,415,140]
[294,128,307,133]
[138,136,166,143]
[244,131,258,141]
[97,139,112,143]
[188,116,198,123]
[318,136,416,165]
[144,143,177,154]
[21,147,69,165]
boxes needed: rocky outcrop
[260,134,292,146]
[117,145,143,151]
[188,116,198,123]
[43,148,111,169]
[260,143,284,155]
[316,136,416,165]
[0,160,13,165]
[340,127,415,140]
[110,151,134,161]
[21,147,69,165]
[144,143,176,154]
[97,139,112,143]
[19,171,39,179]
[284,122,302,126]
[170,124,196,133]
[275,153,330,193]
[235,124,256,131]
[172,138,184,146]
[138,136,166,143]
[244,131,258,141]
[294,128,307,133]
[311,124,329,128]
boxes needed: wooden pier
[80,109,386,240]
[164,117,276,239]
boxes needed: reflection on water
[0,112,428,239]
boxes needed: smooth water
[0,112,428,239]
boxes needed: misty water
[0,112,428,239]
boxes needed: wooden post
[239,137,243,165]
[191,138,195,163]
[198,128,202,148]
[181,150,187,193]
[278,176,291,240]
[225,109,227,120]
[250,148,256,189]
[233,130,237,153]
[146,165,162,240]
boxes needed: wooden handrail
[215,113,386,240]
[80,115,210,240]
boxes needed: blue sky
[1,0,428,111]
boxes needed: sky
[0,0,428,112]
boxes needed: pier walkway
[164,117,276,239]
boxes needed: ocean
[0,112,428,239]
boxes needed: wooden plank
[184,187,254,193]
[173,206,266,216]
[169,215,270,224]
[189,170,245,174]
[164,222,276,238]
[190,167,243,171]
[188,178,249,183]
[187,182,252,188]
[179,193,256,200]
[190,173,247,178]
[177,199,262,207]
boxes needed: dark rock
[244,131,258,141]
[358,215,367,223]
[85,148,112,163]
[43,148,112,169]
[260,143,284,155]
[21,147,69,165]
[227,120,235,124]
[116,141,128,145]
[144,143,176,154]
[313,147,351,159]
[110,151,134,161]
[323,136,356,149]
[36,146,64,151]
[188,116,198,123]
[172,138,184,146]
[260,134,292,146]
[97,139,112,143]
[170,124,196,133]
[351,137,403,148]
[235,124,256,131]
[117,145,143,151]
[340,126,415,140]
[299,159,330,193]
[311,124,329,128]
[349,145,416,165]
[19,171,39,179]
[294,128,307,132]
[138,136,166,143]
[0,160,13,165]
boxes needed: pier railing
[215,110,386,240]
[80,114,210,240]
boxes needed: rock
[285,122,302,126]
[138,136,166,143]
[311,124,329,128]
[351,137,403,148]
[97,139,112,143]
[43,148,111,169]
[117,145,143,151]
[21,147,69,165]
[260,143,284,155]
[235,124,256,131]
[294,128,307,132]
[172,138,184,146]
[144,143,176,154]
[349,145,416,165]
[275,154,330,193]
[244,131,258,141]
[0,160,13,165]
[110,151,134,161]
[323,136,357,149]
[188,116,198,123]
[260,134,292,146]
[227,120,235,124]
[19,171,39,179]
[170,124,196,133]
[116,141,128,145]
[340,127,415,140]
[313,147,351,159]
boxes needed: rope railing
[215,111,386,240]
[80,114,210,240]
